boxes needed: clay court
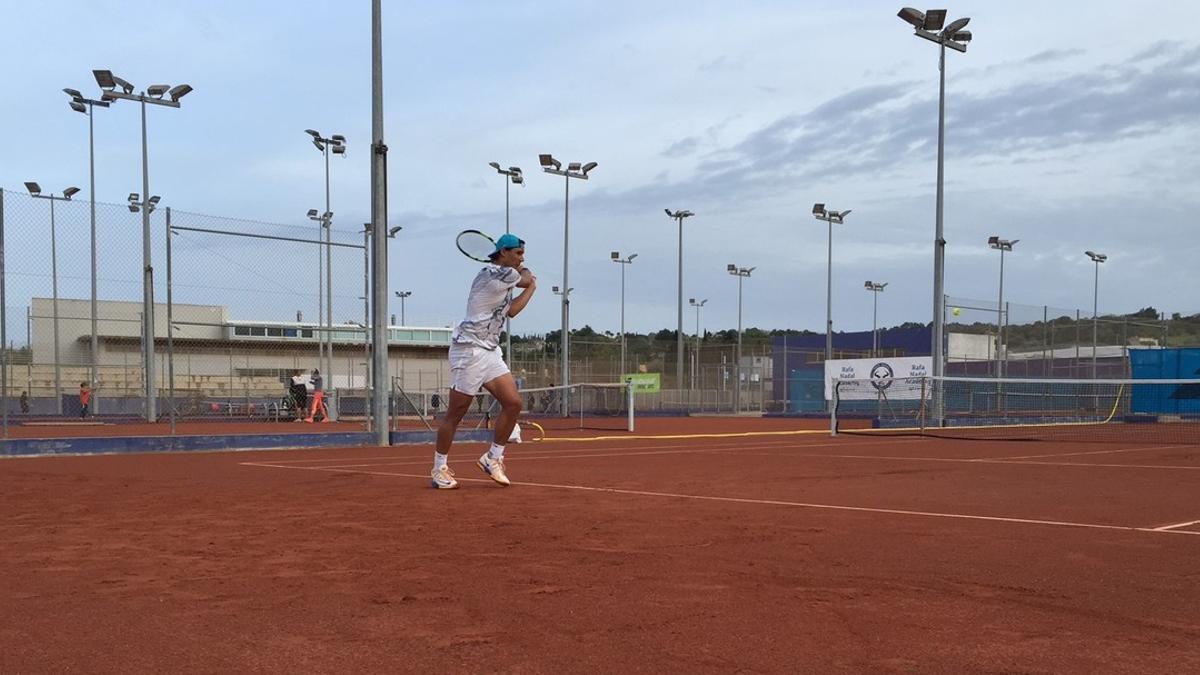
[3,420,1198,673]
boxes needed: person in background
[19,390,29,414]
[305,368,329,423]
[79,382,92,419]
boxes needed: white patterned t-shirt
[451,265,521,349]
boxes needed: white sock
[434,452,448,471]
[489,442,505,460]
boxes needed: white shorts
[448,342,510,396]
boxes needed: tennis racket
[456,229,497,263]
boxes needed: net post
[830,379,839,437]
[919,377,927,433]
[626,379,634,432]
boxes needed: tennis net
[392,382,635,433]
[832,376,1200,443]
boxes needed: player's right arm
[508,268,536,317]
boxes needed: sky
[3,0,1199,339]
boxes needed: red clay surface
[3,429,1199,673]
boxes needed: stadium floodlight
[665,208,697,390]
[489,160,526,358]
[813,203,851,400]
[63,187,80,199]
[147,84,169,98]
[540,153,597,414]
[388,225,403,237]
[128,192,139,202]
[611,250,638,377]
[393,290,412,324]
[63,87,82,99]
[148,195,161,205]
[898,7,925,27]
[987,235,1018,377]
[726,263,755,412]
[944,17,970,35]
[93,69,116,89]
[69,101,87,113]
[1086,250,1108,379]
[897,7,973,408]
[331,134,345,142]
[24,182,41,195]
[307,208,319,218]
[168,84,193,102]
[112,75,134,94]
[305,129,320,138]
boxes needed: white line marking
[1151,519,1200,532]
[241,461,1200,537]
[982,444,1192,461]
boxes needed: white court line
[1152,519,1200,532]
[239,436,917,466]
[238,438,916,471]
[241,460,1200,537]
[982,444,1194,461]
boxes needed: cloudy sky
[3,0,1198,339]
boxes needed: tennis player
[432,233,536,489]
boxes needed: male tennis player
[432,233,536,489]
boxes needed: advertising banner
[824,357,932,400]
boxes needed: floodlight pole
[370,0,390,446]
[996,245,1005,377]
[97,76,190,421]
[541,156,595,417]
[865,282,886,357]
[490,162,523,362]
[690,298,707,389]
[324,141,333,388]
[898,8,973,425]
[66,91,110,410]
[667,209,694,393]
[1087,251,1106,379]
[612,253,636,379]
[728,265,753,413]
[813,205,848,412]
[29,188,75,414]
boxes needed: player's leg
[475,360,519,486]
[482,373,522,447]
[431,388,473,489]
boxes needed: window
[250,327,266,336]
[234,326,250,336]
[267,327,283,337]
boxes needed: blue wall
[1129,348,1200,416]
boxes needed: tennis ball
[952,308,961,316]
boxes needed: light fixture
[112,75,134,94]
[147,84,170,98]
[63,87,82,99]
[307,209,319,218]
[93,69,116,89]
[1085,250,1107,263]
[24,181,41,195]
[63,187,81,199]
[69,101,87,113]
[388,226,403,237]
[168,84,193,101]
[538,154,561,170]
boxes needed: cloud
[662,136,701,158]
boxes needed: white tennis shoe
[430,466,458,490]
[477,453,511,486]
